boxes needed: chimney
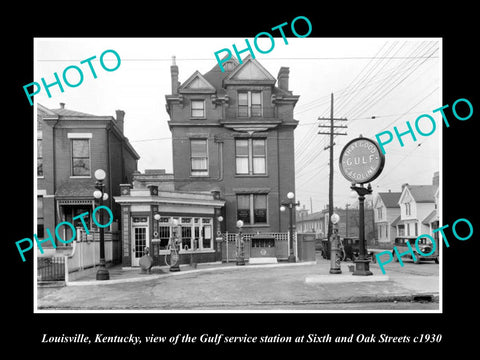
[277,67,290,92]
[59,102,65,109]
[401,183,409,190]
[115,110,125,133]
[171,55,179,94]
[432,171,439,187]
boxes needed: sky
[34,37,441,214]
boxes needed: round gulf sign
[339,137,385,184]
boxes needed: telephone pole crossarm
[317,93,348,241]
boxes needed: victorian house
[115,55,301,266]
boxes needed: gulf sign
[339,136,385,184]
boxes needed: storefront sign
[339,136,385,184]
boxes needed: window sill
[240,224,269,228]
[234,174,268,177]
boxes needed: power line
[37,55,440,62]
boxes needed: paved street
[36,253,439,311]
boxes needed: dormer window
[238,91,262,117]
[191,100,205,118]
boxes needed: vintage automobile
[319,236,375,263]
[393,236,439,264]
[342,237,376,263]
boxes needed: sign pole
[338,135,385,276]
[351,183,373,276]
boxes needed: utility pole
[318,93,347,241]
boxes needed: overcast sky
[34,37,441,213]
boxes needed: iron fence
[37,257,65,282]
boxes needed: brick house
[165,55,299,235]
[114,56,304,267]
[37,103,139,257]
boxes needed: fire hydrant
[329,214,342,274]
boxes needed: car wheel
[434,257,439,264]
[413,255,421,264]
[393,252,399,262]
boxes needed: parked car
[393,236,439,264]
[319,236,375,263]
[343,237,376,263]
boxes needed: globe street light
[94,169,109,280]
[169,218,181,272]
[281,192,300,262]
[329,212,342,274]
[236,220,245,266]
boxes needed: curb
[37,293,440,311]
[65,260,317,286]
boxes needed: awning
[55,181,97,199]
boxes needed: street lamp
[236,219,245,266]
[280,191,300,262]
[169,218,181,272]
[152,212,161,259]
[351,183,373,276]
[93,169,109,280]
[329,213,342,274]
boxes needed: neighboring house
[37,103,139,256]
[396,182,438,238]
[373,190,401,246]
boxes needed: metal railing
[37,256,65,282]
[220,232,296,262]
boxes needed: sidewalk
[36,254,440,310]
[65,259,318,285]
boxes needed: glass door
[132,226,148,266]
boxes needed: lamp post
[236,220,245,266]
[351,183,373,276]
[93,169,109,280]
[329,213,342,274]
[280,191,300,263]
[215,216,224,261]
[169,218,181,272]
[153,212,161,259]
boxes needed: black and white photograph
[8,6,478,355]
[32,37,442,312]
